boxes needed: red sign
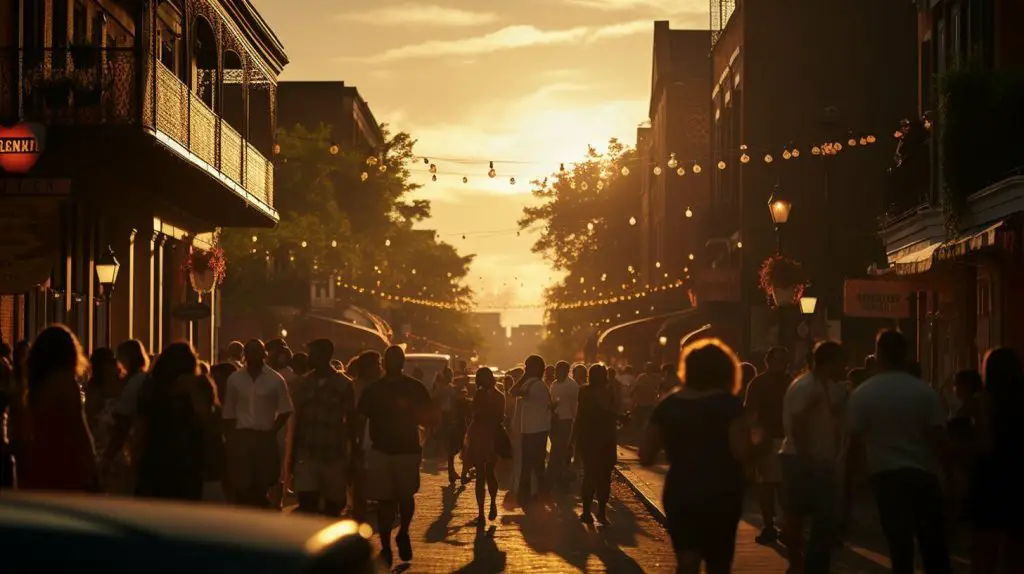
[843,279,912,319]
[0,122,46,173]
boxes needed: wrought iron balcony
[0,47,273,211]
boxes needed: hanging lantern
[360,172,369,181]
[667,153,679,169]
[653,166,662,176]
[621,166,630,176]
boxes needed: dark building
[0,0,286,360]
[277,81,384,152]
[878,0,1024,384]
[698,0,918,361]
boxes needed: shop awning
[935,220,1009,262]
[891,241,940,276]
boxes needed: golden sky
[251,0,709,326]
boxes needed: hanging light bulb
[300,241,308,248]
[423,157,429,165]
[848,136,858,146]
[429,163,437,174]
[366,155,378,166]
[329,143,339,155]
[653,166,662,176]
[740,153,751,164]
[580,182,588,191]
[273,143,281,155]
[587,222,595,232]
[685,207,693,218]
[621,166,630,176]
[835,142,843,152]
[783,150,792,160]
[559,163,565,173]
[717,160,727,170]
[667,153,679,169]
[811,146,821,156]
[764,153,774,163]
[596,180,605,191]
[791,148,800,158]
[866,135,877,144]
[570,182,576,190]
[251,235,258,243]
[331,240,337,248]
[488,168,496,178]
[431,174,437,182]
[692,163,702,174]
[600,273,607,281]
[859,137,868,146]
[462,176,468,184]
[360,171,369,181]
[688,253,695,261]
[385,239,391,247]
[655,261,662,268]
[378,164,387,172]
[629,216,637,226]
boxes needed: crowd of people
[2,324,1022,573]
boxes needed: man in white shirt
[548,361,579,491]
[510,355,552,510]
[846,330,951,574]
[779,341,846,574]
[223,339,293,507]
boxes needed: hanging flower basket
[758,255,807,306]
[183,245,227,294]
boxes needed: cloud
[565,0,700,12]
[349,21,653,63]
[339,4,499,27]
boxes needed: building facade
[277,81,384,152]
[699,0,918,361]
[0,0,286,360]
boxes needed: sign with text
[0,123,46,173]
[843,279,912,319]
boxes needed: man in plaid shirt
[291,338,354,516]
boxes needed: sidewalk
[615,445,971,574]
[363,457,680,572]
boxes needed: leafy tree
[220,123,478,351]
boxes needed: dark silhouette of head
[680,338,741,395]
[476,367,496,390]
[523,355,545,379]
[384,345,406,376]
[874,330,908,372]
[243,339,267,370]
[588,363,609,388]
[555,361,571,380]
[307,339,335,371]
[764,347,789,373]
[812,341,846,382]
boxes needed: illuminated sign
[843,279,912,319]
[0,122,46,173]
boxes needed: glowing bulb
[617,345,625,353]
[581,182,588,191]
[367,156,378,166]
[385,239,391,247]
[331,240,337,248]
[570,182,576,190]
[653,166,662,176]
[688,253,695,261]
[629,216,637,226]
[300,241,307,248]
[811,146,821,156]
[329,144,339,155]
[866,135,876,144]
[360,172,369,182]
[740,153,750,164]
[431,174,437,182]
[601,273,607,281]
[676,167,685,176]
[835,142,843,152]
[667,153,679,169]
[659,336,668,346]
[462,177,468,184]
[579,277,585,284]
[429,163,437,174]
[783,150,792,160]
[621,166,630,176]
[510,177,516,185]
[693,164,702,174]
[848,138,858,146]
[791,148,800,158]
[764,154,774,163]
[597,180,605,190]
[737,241,743,248]
[251,235,258,243]
[859,137,868,146]
[273,143,281,155]
[655,261,661,268]
[587,222,594,231]
[685,207,693,218]
[717,160,727,170]
[488,168,496,178]
[280,328,288,338]
[378,164,387,173]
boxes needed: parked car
[405,353,451,390]
[0,492,376,573]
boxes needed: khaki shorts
[755,439,784,484]
[293,459,347,502]
[364,449,421,501]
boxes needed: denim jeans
[871,468,951,574]
[780,454,840,574]
[518,431,549,506]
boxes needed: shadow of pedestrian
[453,525,507,574]
[425,485,468,544]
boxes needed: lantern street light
[800,295,818,315]
[768,184,792,253]
[95,245,120,346]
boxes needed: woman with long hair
[509,356,551,510]
[573,363,619,524]
[101,339,150,478]
[135,342,206,500]
[463,367,506,522]
[640,338,756,574]
[971,348,1024,573]
[18,325,97,492]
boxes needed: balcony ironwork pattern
[3,47,273,210]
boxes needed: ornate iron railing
[4,47,273,209]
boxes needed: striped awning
[935,221,1008,262]
[892,242,941,276]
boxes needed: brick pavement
[365,457,680,572]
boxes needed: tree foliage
[220,123,479,352]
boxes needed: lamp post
[767,183,792,254]
[95,245,120,347]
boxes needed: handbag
[495,423,513,459]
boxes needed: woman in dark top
[572,364,619,525]
[640,338,755,574]
[971,348,1024,573]
[135,342,206,501]
[463,368,506,522]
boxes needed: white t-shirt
[780,372,841,463]
[223,365,294,431]
[514,377,552,434]
[113,372,148,419]
[550,377,579,421]
[847,371,945,476]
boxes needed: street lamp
[95,245,120,346]
[768,184,792,253]
[800,295,818,315]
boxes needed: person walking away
[743,346,790,544]
[572,363,588,387]
[100,339,150,489]
[17,325,98,492]
[463,367,506,523]
[194,366,227,502]
[778,342,846,574]
[85,348,129,493]
[290,339,354,517]
[947,369,982,524]
[509,355,552,510]
[969,348,1024,574]
[842,367,869,526]
[846,330,951,574]
[503,371,523,492]
[222,339,293,508]
[135,343,209,500]
[573,364,618,525]
[348,350,382,523]
[632,363,661,436]
[548,361,579,491]
[357,345,439,567]
[640,338,756,574]
[434,368,467,485]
